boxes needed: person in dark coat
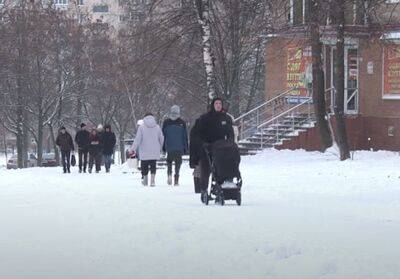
[189,118,204,193]
[56,126,74,173]
[198,98,234,144]
[197,97,235,199]
[88,129,102,173]
[102,124,116,173]
[162,105,188,186]
[75,123,90,173]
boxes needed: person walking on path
[162,105,188,186]
[130,113,164,186]
[75,123,90,173]
[56,126,75,174]
[102,124,116,173]
[198,97,234,200]
[88,129,103,173]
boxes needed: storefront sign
[383,44,400,97]
[286,44,312,96]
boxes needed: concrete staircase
[237,113,315,154]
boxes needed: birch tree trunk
[194,0,217,103]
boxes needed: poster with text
[286,44,312,96]
[383,44,400,96]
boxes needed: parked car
[41,153,58,167]
[7,153,37,169]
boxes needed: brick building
[265,0,400,151]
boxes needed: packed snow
[0,149,400,279]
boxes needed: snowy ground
[0,149,400,279]
[0,154,6,169]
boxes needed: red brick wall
[277,116,400,151]
[357,38,400,119]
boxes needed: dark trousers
[61,150,71,172]
[103,154,113,171]
[141,160,157,176]
[167,151,182,176]
[199,154,211,191]
[89,152,102,172]
[78,149,88,171]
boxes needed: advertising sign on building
[286,44,312,96]
[383,44,400,98]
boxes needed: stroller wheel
[236,191,241,206]
[215,193,224,206]
[201,191,209,205]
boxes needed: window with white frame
[0,0,4,5]
[77,0,83,5]
[55,0,68,5]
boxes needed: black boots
[174,174,179,186]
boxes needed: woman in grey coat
[130,113,164,186]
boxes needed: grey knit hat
[169,105,180,120]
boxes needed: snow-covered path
[1,149,400,279]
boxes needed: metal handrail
[257,87,335,130]
[234,87,299,122]
[257,97,312,129]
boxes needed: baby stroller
[201,139,242,206]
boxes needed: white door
[344,47,359,114]
[330,46,359,114]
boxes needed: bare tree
[334,0,350,160]
[310,0,333,151]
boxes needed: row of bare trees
[0,0,269,167]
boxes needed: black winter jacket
[102,131,116,155]
[189,118,204,168]
[198,111,234,144]
[88,134,102,155]
[75,130,90,151]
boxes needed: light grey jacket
[131,115,164,161]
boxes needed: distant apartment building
[0,0,155,29]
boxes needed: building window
[77,0,83,5]
[0,0,4,4]
[55,0,68,5]
[289,0,294,24]
[93,5,109,12]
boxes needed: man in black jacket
[197,97,234,201]
[75,123,90,173]
[56,126,75,174]
[198,98,234,144]
[102,124,116,173]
